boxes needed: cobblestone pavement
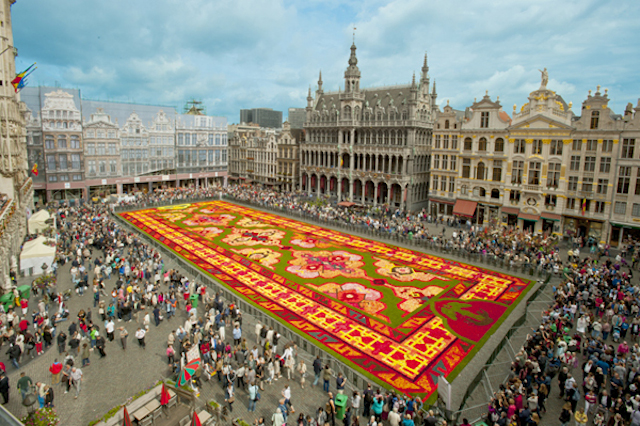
[0,210,610,426]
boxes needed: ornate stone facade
[301,45,436,210]
[0,0,33,289]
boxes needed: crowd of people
[2,183,639,426]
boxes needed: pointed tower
[431,80,438,109]
[317,70,324,95]
[305,86,314,122]
[420,52,430,98]
[344,42,361,94]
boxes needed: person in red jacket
[49,359,63,385]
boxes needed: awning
[227,176,239,180]
[518,213,540,222]
[337,201,357,207]
[238,177,246,180]
[501,207,520,215]
[453,200,478,218]
[611,222,640,230]
[429,197,455,206]
[541,212,561,221]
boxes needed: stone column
[387,184,392,206]
[337,178,342,201]
[400,185,406,211]
[373,182,378,207]
[316,176,320,197]
[361,184,366,205]
[349,179,354,202]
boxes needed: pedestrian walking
[81,343,90,367]
[70,367,83,399]
[49,359,63,385]
[248,380,259,412]
[135,327,146,349]
[17,372,32,400]
[297,359,307,389]
[119,327,128,350]
[0,371,9,404]
[313,355,322,387]
[225,382,235,412]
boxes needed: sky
[12,0,640,123]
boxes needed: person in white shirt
[105,319,115,341]
[70,367,83,399]
[135,327,146,349]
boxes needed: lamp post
[22,392,37,417]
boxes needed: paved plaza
[0,209,602,426]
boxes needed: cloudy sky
[12,0,640,123]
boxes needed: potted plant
[21,407,60,426]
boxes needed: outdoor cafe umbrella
[160,382,171,406]
[121,406,132,426]
[176,358,201,387]
[191,411,202,426]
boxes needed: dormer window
[590,111,599,129]
[480,112,489,128]
[445,120,449,129]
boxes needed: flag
[581,198,587,216]
[160,383,171,406]
[11,63,36,93]
[121,406,132,426]
[31,163,38,176]
[340,157,344,167]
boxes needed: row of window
[87,160,119,176]
[615,202,640,217]
[85,130,117,139]
[177,133,227,146]
[431,155,457,171]
[121,148,174,159]
[86,143,117,156]
[48,174,82,182]
[463,137,505,152]
[431,176,456,193]
[44,110,80,119]
[434,135,459,150]
[177,149,228,165]
[46,154,81,171]
[44,135,81,150]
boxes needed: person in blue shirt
[401,413,415,426]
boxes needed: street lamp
[22,393,37,417]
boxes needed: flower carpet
[119,201,534,398]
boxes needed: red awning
[453,200,478,218]
[337,201,356,207]
[518,213,540,222]
[541,212,561,221]
[501,207,520,215]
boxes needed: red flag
[160,383,171,406]
[191,411,202,426]
[122,406,132,426]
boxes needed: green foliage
[234,419,251,426]
[209,401,220,409]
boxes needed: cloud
[11,0,640,122]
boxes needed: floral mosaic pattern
[233,247,282,269]
[316,282,387,320]
[374,258,442,282]
[286,250,367,279]
[120,200,534,399]
[290,234,333,249]
[183,213,235,227]
[222,228,286,247]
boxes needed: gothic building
[301,44,437,210]
[0,0,33,288]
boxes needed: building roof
[315,84,414,112]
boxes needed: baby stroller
[612,325,621,343]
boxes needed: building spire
[348,42,358,67]
[318,70,323,93]
[421,52,429,76]
[411,72,417,90]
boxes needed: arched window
[460,185,467,195]
[479,187,486,197]
[402,110,408,120]
[389,111,396,121]
[491,189,500,199]
[477,162,486,180]
[343,106,351,119]
[376,112,382,121]
[464,137,472,151]
[478,137,487,151]
[494,138,504,152]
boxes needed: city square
[0,1,638,426]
